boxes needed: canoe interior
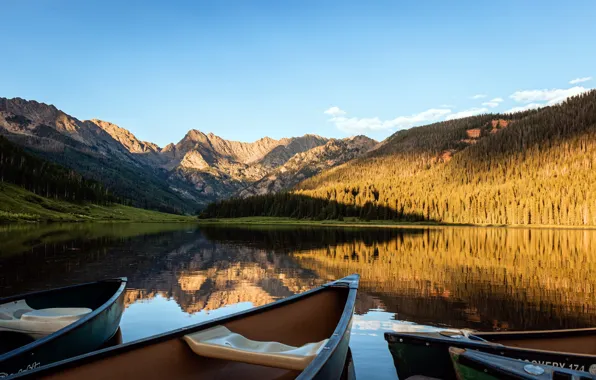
[477,330,596,356]
[0,332,35,355]
[37,286,349,380]
[19,280,124,311]
[0,280,123,356]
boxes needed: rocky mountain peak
[173,130,318,165]
[0,97,61,124]
[0,97,93,145]
[162,143,176,152]
[238,135,377,198]
[184,129,209,142]
[342,135,377,149]
[88,119,161,154]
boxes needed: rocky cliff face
[0,97,377,210]
[89,119,160,154]
[257,134,329,169]
[238,135,377,197]
[167,131,333,199]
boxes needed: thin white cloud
[481,97,504,108]
[324,106,346,116]
[324,84,593,134]
[445,107,488,121]
[326,108,451,134]
[510,86,590,105]
[440,104,455,108]
[569,77,592,84]
[504,103,544,114]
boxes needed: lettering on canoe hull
[0,362,41,378]
[520,359,596,373]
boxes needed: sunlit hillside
[203,91,596,226]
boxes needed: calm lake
[1,223,595,379]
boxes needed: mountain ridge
[0,96,377,212]
[238,135,377,197]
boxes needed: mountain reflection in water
[1,223,596,379]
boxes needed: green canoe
[385,328,596,379]
[0,278,127,377]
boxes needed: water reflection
[292,227,596,330]
[1,224,596,379]
[120,295,254,342]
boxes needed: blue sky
[2,1,595,146]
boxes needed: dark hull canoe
[340,348,356,380]
[13,274,359,380]
[0,278,127,378]
[449,347,596,380]
[385,328,596,380]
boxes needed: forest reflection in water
[1,223,595,378]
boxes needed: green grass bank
[0,183,194,224]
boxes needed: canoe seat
[183,325,329,370]
[0,300,91,338]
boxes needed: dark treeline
[203,91,596,225]
[200,192,428,221]
[0,135,118,204]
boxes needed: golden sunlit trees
[203,91,596,226]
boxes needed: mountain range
[5,91,596,226]
[0,97,376,213]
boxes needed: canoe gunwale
[0,278,127,363]
[451,348,596,380]
[322,275,359,290]
[477,327,596,340]
[297,274,358,379]
[384,331,596,360]
[14,274,359,379]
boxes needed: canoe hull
[339,348,356,380]
[0,279,126,378]
[386,337,453,380]
[310,314,353,380]
[452,360,499,380]
[385,330,596,380]
[296,274,358,380]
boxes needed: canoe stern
[385,332,455,380]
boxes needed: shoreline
[197,217,596,230]
[1,213,196,225]
[1,217,196,225]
